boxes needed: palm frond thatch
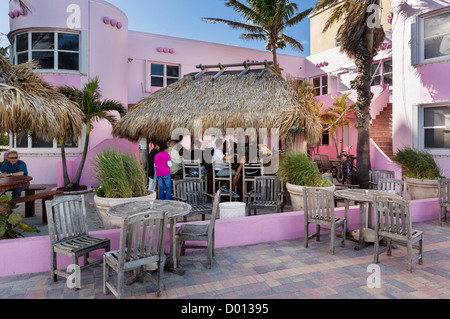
[0,56,84,140]
[113,67,321,145]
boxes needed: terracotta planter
[286,182,335,211]
[94,192,157,229]
[405,177,439,200]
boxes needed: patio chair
[103,210,169,299]
[247,176,284,215]
[369,170,394,189]
[173,178,214,222]
[438,178,450,226]
[303,187,346,255]
[45,195,110,286]
[377,178,407,199]
[242,161,264,203]
[212,161,235,202]
[373,195,423,272]
[319,154,333,173]
[175,190,221,269]
[182,158,207,190]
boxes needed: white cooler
[219,202,246,219]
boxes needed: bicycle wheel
[335,165,346,183]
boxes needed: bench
[9,190,64,224]
[24,187,46,217]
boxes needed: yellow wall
[310,0,392,55]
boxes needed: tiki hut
[0,56,84,141]
[113,61,321,147]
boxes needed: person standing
[154,142,172,200]
[0,150,28,198]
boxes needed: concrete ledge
[0,198,439,277]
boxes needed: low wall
[0,197,439,277]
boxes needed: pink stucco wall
[0,198,439,277]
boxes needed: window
[148,62,180,90]
[423,10,450,61]
[422,106,450,149]
[12,133,79,149]
[311,75,328,96]
[14,31,80,71]
[321,127,330,146]
[371,59,392,86]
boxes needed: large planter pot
[405,177,439,200]
[94,192,157,229]
[286,182,335,211]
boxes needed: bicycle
[334,147,357,184]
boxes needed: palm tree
[203,0,313,71]
[313,0,385,188]
[321,93,355,157]
[58,77,126,190]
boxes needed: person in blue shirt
[0,150,28,198]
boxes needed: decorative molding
[156,47,175,54]
[8,8,27,19]
[103,16,123,30]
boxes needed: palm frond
[240,33,267,41]
[279,33,303,52]
[227,0,270,25]
[202,17,264,33]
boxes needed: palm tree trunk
[72,130,90,187]
[351,50,373,189]
[60,141,71,186]
[270,46,280,74]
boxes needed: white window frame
[371,58,392,87]
[417,102,450,154]
[311,74,328,96]
[145,61,181,92]
[416,8,450,65]
[13,30,81,72]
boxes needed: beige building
[310,0,392,55]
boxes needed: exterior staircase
[370,103,393,158]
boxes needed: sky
[0,0,317,57]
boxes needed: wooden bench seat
[9,190,64,224]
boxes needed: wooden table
[0,175,32,192]
[106,200,192,275]
[334,189,401,250]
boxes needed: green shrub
[93,148,149,198]
[0,194,39,239]
[277,152,333,187]
[392,147,442,180]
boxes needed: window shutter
[411,15,419,66]
[79,30,88,74]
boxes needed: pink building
[6,0,450,186]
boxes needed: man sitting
[0,150,28,198]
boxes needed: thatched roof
[113,66,321,144]
[0,56,84,140]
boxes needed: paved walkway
[1,217,450,300]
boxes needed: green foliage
[93,148,149,198]
[392,147,442,180]
[277,152,333,187]
[0,194,39,239]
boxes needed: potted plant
[277,152,333,211]
[92,148,156,229]
[392,147,442,200]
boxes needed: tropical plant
[312,0,385,188]
[203,0,313,71]
[321,93,355,157]
[0,194,39,239]
[277,152,332,187]
[392,147,442,180]
[93,148,149,198]
[58,77,126,190]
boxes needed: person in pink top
[154,142,172,200]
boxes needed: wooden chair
[377,178,407,199]
[438,178,450,226]
[373,195,424,272]
[369,170,394,189]
[247,176,284,216]
[242,161,263,203]
[175,190,221,269]
[45,195,110,285]
[319,154,333,173]
[103,210,169,299]
[173,178,214,222]
[212,161,235,202]
[182,158,207,189]
[303,187,346,255]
